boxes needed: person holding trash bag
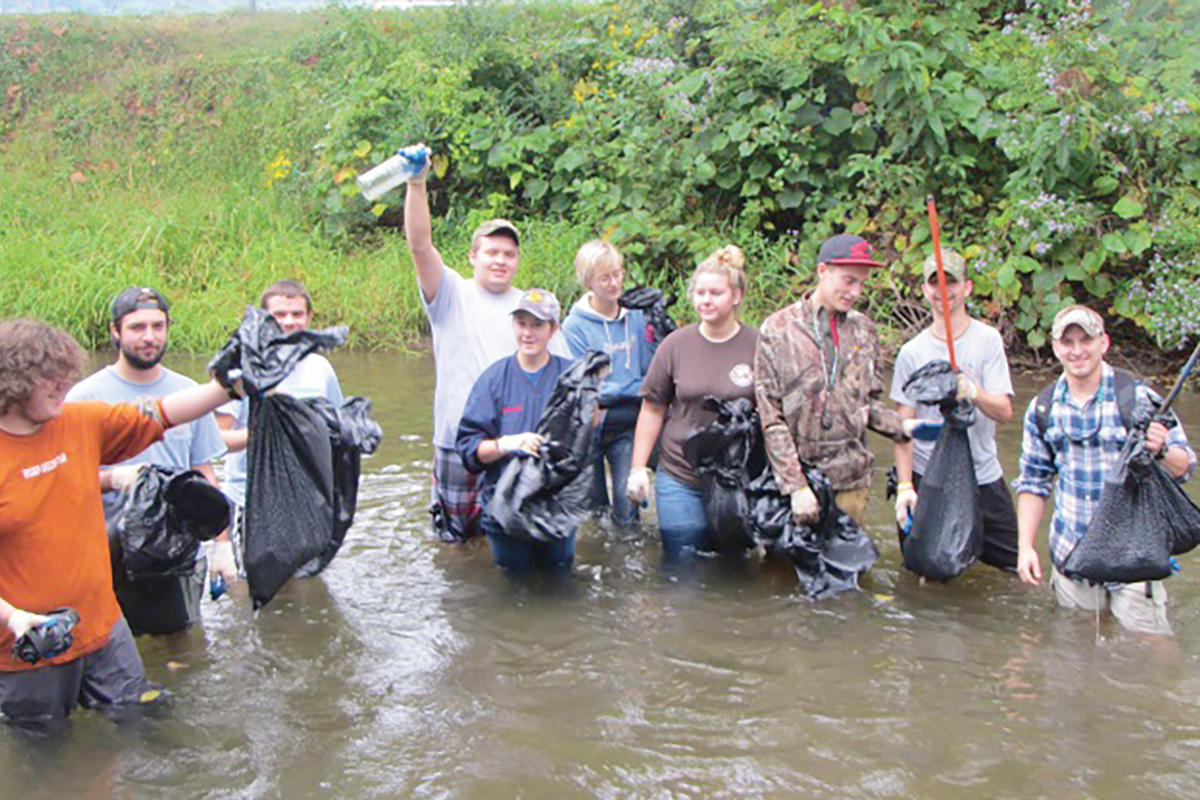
[1014,305,1195,635]
[66,287,235,634]
[215,280,343,558]
[754,234,931,530]
[625,245,759,560]
[455,289,578,572]
[562,240,658,527]
[0,318,247,723]
[403,147,571,545]
[890,250,1019,571]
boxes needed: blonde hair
[574,240,623,288]
[687,244,748,299]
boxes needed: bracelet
[896,481,914,492]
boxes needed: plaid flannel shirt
[1013,363,1195,568]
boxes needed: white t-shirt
[889,319,1014,485]
[423,264,570,450]
[219,353,343,506]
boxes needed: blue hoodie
[562,293,658,403]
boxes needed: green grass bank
[1,2,1197,358]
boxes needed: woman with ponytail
[625,245,759,560]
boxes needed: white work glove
[497,432,545,457]
[791,487,820,524]
[209,540,238,584]
[6,609,50,641]
[902,418,944,442]
[626,466,651,507]
[109,463,145,493]
[956,373,978,403]
[894,482,918,527]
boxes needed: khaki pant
[1050,567,1172,636]
[834,487,870,526]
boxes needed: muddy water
[5,351,1200,800]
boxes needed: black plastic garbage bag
[682,397,764,553]
[489,351,611,541]
[107,465,231,583]
[899,360,983,581]
[619,286,677,344]
[208,307,349,397]
[747,465,877,599]
[298,396,384,576]
[244,393,335,608]
[1062,397,1197,582]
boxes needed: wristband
[896,481,914,492]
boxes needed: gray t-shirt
[889,319,1013,485]
[65,365,226,472]
[217,353,343,506]
[423,264,571,450]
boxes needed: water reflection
[4,351,1200,800]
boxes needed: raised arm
[403,162,446,304]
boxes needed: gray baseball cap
[511,288,561,323]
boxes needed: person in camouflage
[754,234,928,526]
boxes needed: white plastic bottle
[356,144,431,201]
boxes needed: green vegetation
[1,1,1197,355]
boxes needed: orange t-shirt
[0,402,163,671]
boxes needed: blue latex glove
[904,419,944,442]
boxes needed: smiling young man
[65,288,236,635]
[0,318,237,723]
[755,234,923,527]
[890,251,1019,571]
[1014,305,1195,635]
[215,281,343,570]
[403,148,569,543]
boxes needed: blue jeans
[482,518,576,573]
[654,469,709,559]
[590,402,640,526]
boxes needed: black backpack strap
[1033,381,1058,439]
[1111,368,1138,431]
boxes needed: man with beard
[66,288,236,634]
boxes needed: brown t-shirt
[0,402,163,671]
[640,322,759,486]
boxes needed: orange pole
[926,194,957,371]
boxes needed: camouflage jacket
[754,294,908,493]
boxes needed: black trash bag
[1061,396,1194,582]
[619,286,677,344]
[208,307,349,397]
[244,393,335,608]
[747,465,878,599]
[489,351,611,541]
[899,360,983,581]
[297,396,384,576]
[682,397,765,553]
[107,465,231,582]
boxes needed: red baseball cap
[817,234,885,268]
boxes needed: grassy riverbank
[1,3,1196,359]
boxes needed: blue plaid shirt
[1013,364,1195,568]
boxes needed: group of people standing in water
[0,146,1195,726]
[402,150,1195,640]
